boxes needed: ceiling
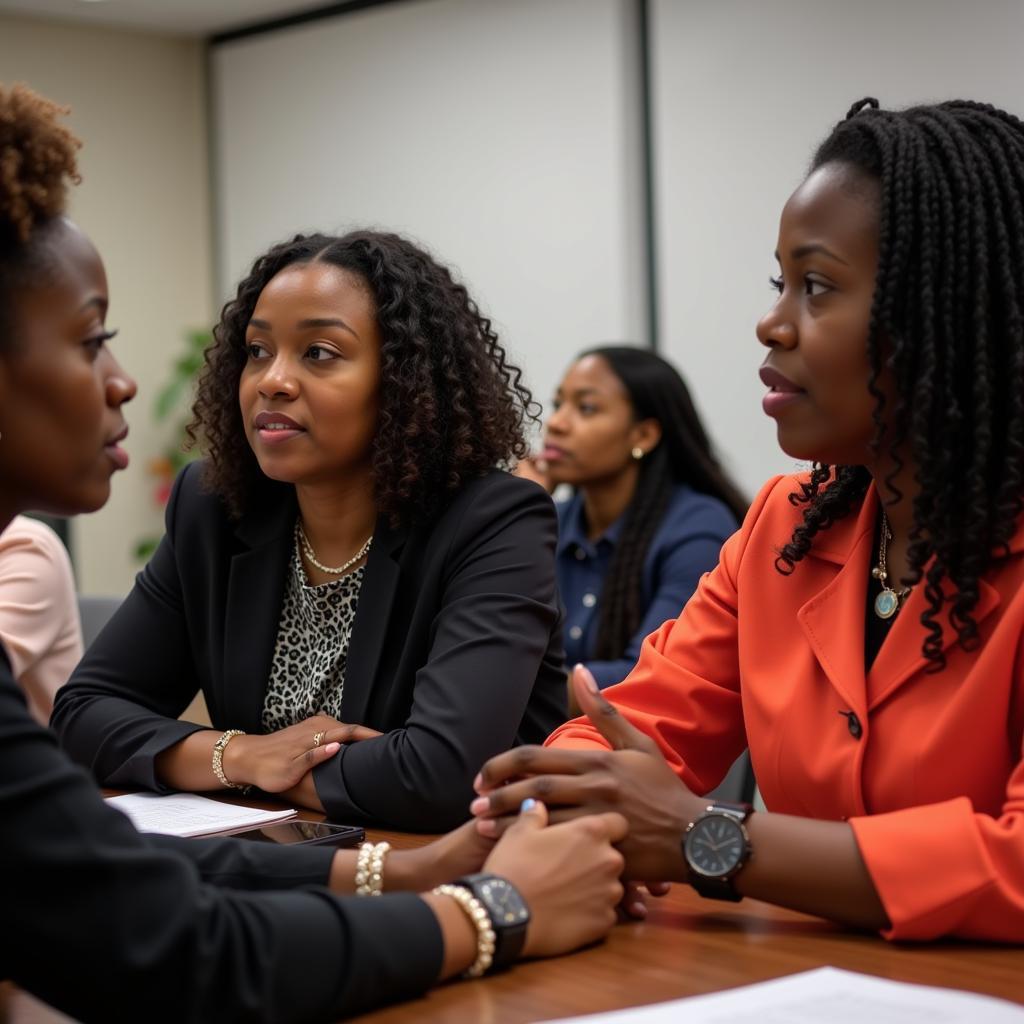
[0,0,343,37]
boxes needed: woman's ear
[629,418,662,459]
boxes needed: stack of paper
[105,792,297,838]
[543,967,1024,1023]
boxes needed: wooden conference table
[4,796,1023,1023]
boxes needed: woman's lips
[542,444,568,462]
[105,426,130,470]
[759,365,806,417]
[254,411,306,446]
[105,444,130,470]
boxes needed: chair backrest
[707,750,757,805]
[77,594,122,650]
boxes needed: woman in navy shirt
[520,347,745,688]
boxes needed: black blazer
[1,646,442,1022]
[53,463,566,830]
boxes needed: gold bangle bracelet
[211,729,250,792]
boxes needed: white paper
[541,967,1024,1024]
[105,792,297,838]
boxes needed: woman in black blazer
[53,230,566,831]
[1,83,624,1022]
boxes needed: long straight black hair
[581,346,747,660]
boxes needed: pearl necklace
[871,511,910,620]
[296,521,373,576]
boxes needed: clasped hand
[470,665,703,886]
[223,714,382,794]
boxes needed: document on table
[105,792,297,838]
[542,967,1024,1023]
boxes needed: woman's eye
[578,403,598,416]
[83,328,118,355]
[768,275,784,294]
[306,344,339,362]
[246,341,268,359]
[805,277,832,298]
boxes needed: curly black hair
[0,82,81,351]
[774,98,1024,669]
[578,346,747,661]
[189,230,538,524]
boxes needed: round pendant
[874,590,900,619]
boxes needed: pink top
[0,516,83,725]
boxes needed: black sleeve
[313,477,562,830]
[1,655,442,1023]
[51,464,211,790]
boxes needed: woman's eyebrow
[775,243,849,265]
[247,316,359,340]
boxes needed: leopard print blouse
[261,539,365,732]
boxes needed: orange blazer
[547,474,1024,942]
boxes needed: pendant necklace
[871,511,910,620]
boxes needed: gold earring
[631,446,644,460]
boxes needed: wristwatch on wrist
[682,800,754,902]
[453,872,530,972]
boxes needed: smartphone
[229,820,365,848]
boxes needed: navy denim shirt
[556,484,738,688]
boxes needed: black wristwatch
[453,873,530,972]
[682,800,753,902]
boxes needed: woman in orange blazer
[470,98,1024,943]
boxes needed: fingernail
[469,796,489,815]
[632,902,647,918]
[576,664,599,694]
[520,797,536,812]
[472,772,483,792]
[324,742,341,754]
[477,818,497,838]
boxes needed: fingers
[474,745,608,794]
[572,665,657,754]
[499,798,549,839]
[593,810,629,845]
[620,880,648,920]
[470,771,617,819]
[300,740,341,769]
[326,723,382,744]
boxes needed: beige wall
[0,13,213,594]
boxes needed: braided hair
[584,346,747,661]
[775,98,1024,669]
[190,230,538,524]
[0,83,81,349]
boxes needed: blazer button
[839,710,863,739]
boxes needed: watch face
[685,814,746,878]
[478,878,530,926]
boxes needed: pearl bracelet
[432,884,497,978]
[211,729,250,793]
[355,841,391,896]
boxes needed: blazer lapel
[342,516,408,726]
[223,489,295,734]
[797,492,877,718]
[867,572,1001,709]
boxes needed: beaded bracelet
[355,841,391,896]
[211,729,250,793]
[432,884,497,978]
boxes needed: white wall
[0,13,214,593]
[650,0,1024,497]
[210,0,648,418]
[8,0,1023,594]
